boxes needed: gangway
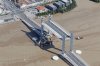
[42,17,89,66]
[3,0,89,66]
[61,51,89,66]
[17,13,40,33]
[42,20,70,39]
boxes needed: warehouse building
[53,1,65,8]
[45,4,57,11]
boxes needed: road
[3,0,41,33]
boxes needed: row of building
[36,0,72,13]
[10,0,55,5]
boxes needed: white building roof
[62,0,69,3]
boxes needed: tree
[90,0,100,2]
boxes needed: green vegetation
[91,0,100,3]
[0,14,4,16]
[36,0,77,16]
[57,0,77,13]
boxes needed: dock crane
[3,0,89,66]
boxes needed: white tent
[0,20,4,24]
[62,0,72,3]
